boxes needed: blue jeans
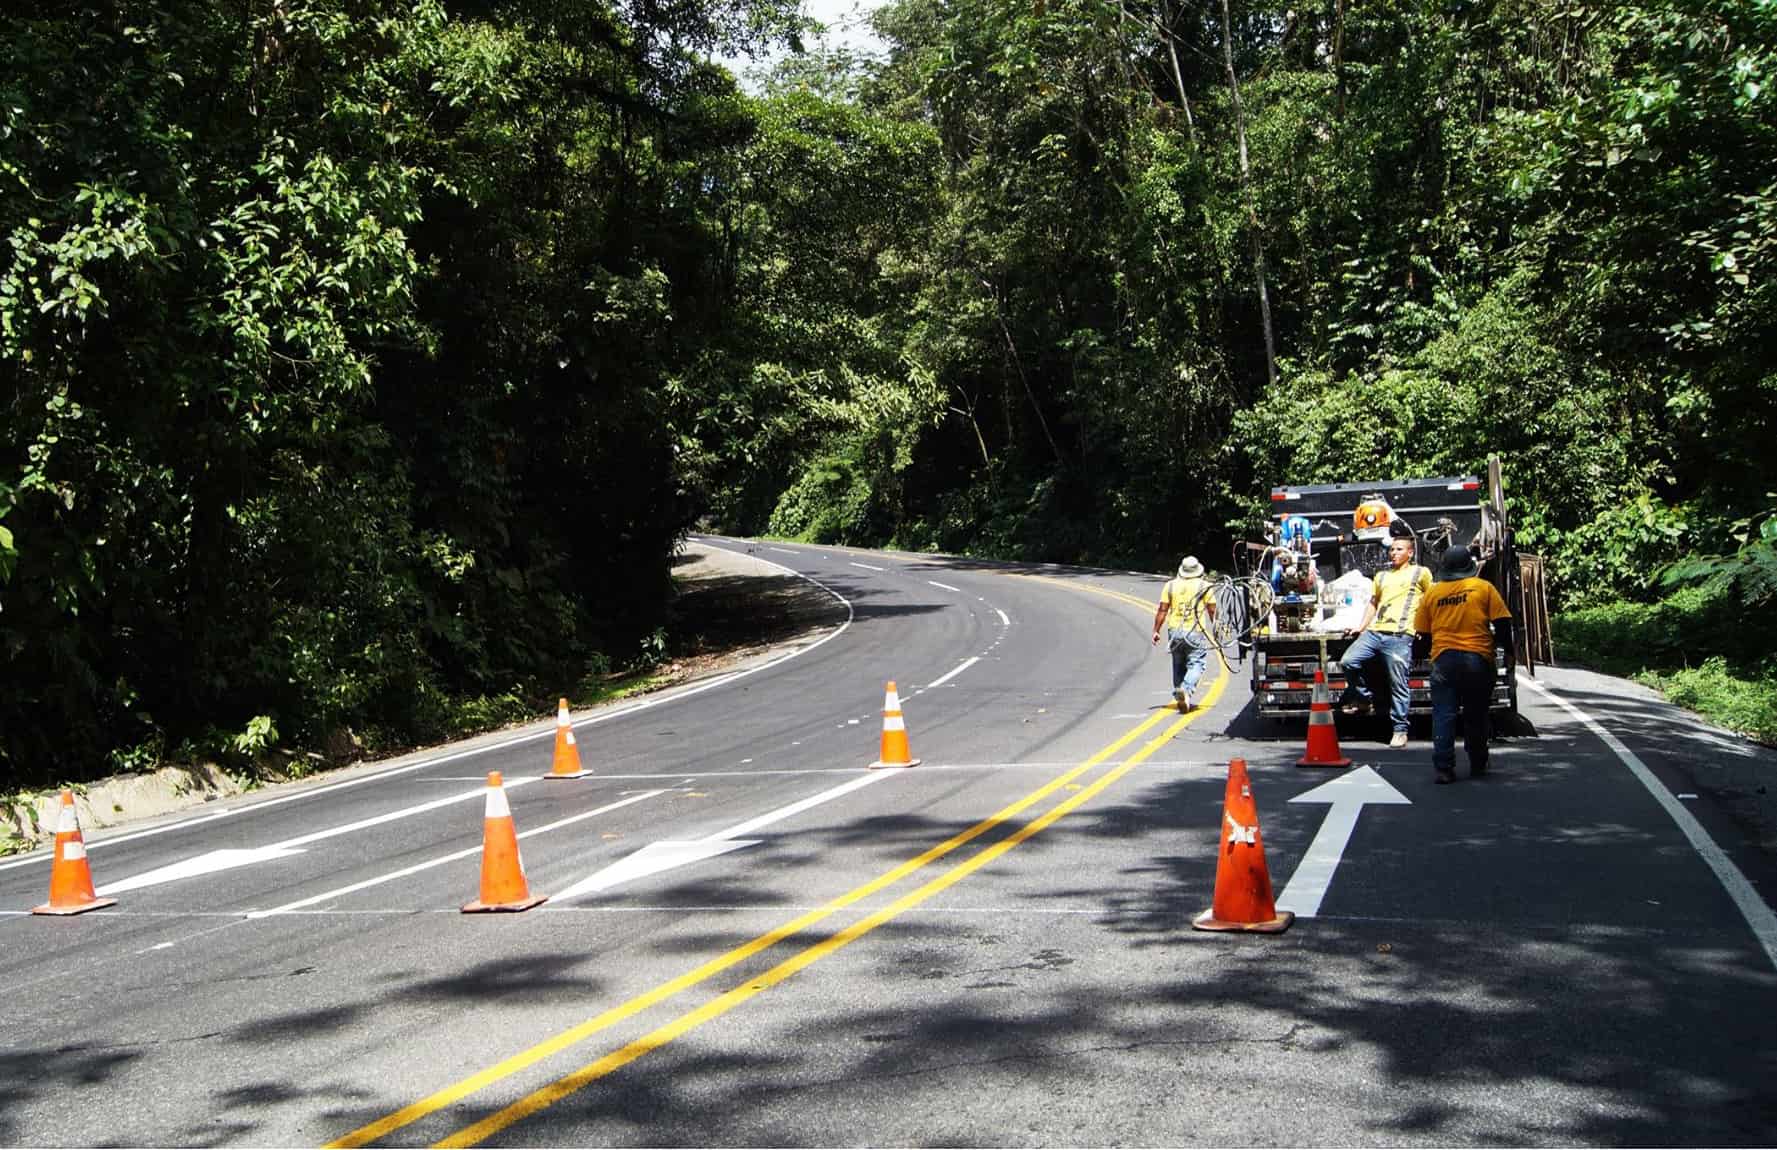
[1341,630,1413,733]
[1168,632,1209,695]
[1431,651,1494,776]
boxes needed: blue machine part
[1280,514,1312,551]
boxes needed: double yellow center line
[331,577,1213,1148]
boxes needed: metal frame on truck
[1240,455,1542,720]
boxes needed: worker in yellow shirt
[1151,556,1217,710]
[1412,545,1513,784]
[1340,535,1432,748]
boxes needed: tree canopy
[3,0,1772,785]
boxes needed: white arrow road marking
[553,772,894,901]
[1276,765,1410,919]
[97,847,306,895]
[552,839,761,898]
[96,780,540,896]
[247,789,664,918]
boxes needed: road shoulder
[1535,664,1777,855]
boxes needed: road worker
[1152,556,1217,710]
[1412,545,1513,784]
[1340,534,1431,747]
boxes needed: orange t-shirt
[1413,577,1511,660]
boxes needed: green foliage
[1659,508,1777,607]
[1554,585,1728,673]
[440,691,533,739]
[1559,582,1777,744]
[5,0,1775,785]
[231,715,279,759]
[0,0,804,788]
[1643,659,1777,746]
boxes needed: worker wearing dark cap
[1412,546,1513,784]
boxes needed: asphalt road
[3,538,1775,1148]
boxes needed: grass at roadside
[1554,586,1777,745]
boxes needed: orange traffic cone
[32,790,116,916]
[1297,668,1352,768]
[1193,759,1292,934]
[868,681,921,768]
[462,771,547,913]
[544,697,587,780]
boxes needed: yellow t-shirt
[1161,576,1210,631]
[1369,564,1432,633]
[1413,577,1512,660]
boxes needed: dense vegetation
[3,0,1773,792]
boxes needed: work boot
[1389,731,1408,749]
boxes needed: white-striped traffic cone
[462,772,547,913]
[32,790,116,916]
[869,681,921,768]
[1298,669,1352,768]
[544,697,587,780]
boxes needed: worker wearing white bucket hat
[1151,556,1216,710]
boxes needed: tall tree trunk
[981,277,1065,468]
[1160,0,1197,143]
[1332,0,1348,120]
[1219,0,1279,389]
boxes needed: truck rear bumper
[1254,683,1513,717]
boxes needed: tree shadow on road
[400,737,1777,1147]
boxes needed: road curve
[2,538,1774,1148]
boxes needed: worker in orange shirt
[1412,546,1513,784]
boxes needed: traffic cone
[32,790,116,916]
[543,697,587,780]
[1297,668,1352,768]
[1193,759,1293,934]
[868,681,921,768]
[462,771,546,913]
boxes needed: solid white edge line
[245,790,665,918]
[923,656,980,691]
[0,544,854,873]
[927,580,961,592]
[1524,677,1777,972]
